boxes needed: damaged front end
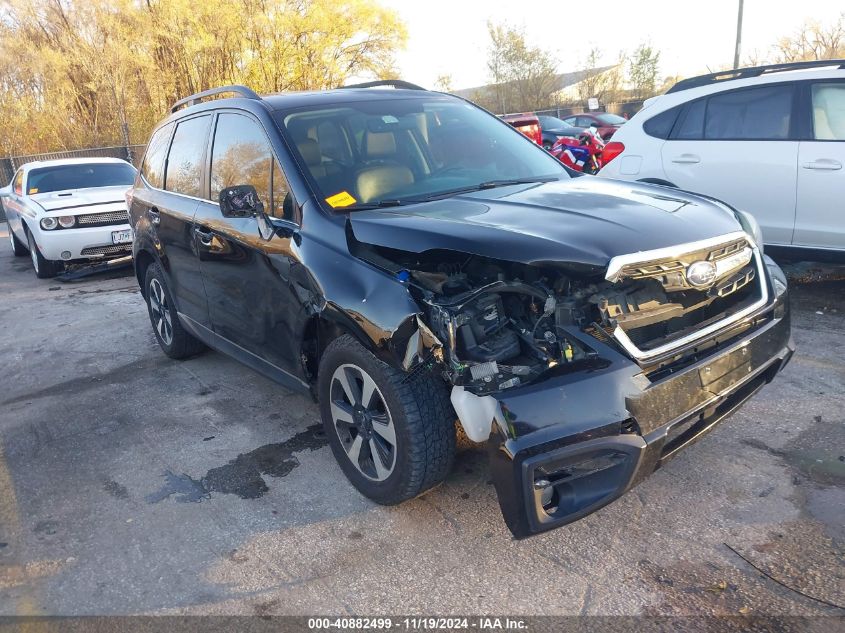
[352,231,794,538]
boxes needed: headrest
[297,139,322,166]
[365,131,396,158]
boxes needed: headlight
[40,217,58,230]
[735,210,764,252]
[58,215,76,228]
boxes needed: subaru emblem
[686,260,718,288]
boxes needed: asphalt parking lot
[0,221,843,618]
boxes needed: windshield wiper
[343,199,406,211]
[419,177,556,201]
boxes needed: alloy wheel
[329,363,396,481]
[148,278,173,346]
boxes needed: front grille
[76,211,130,227]
[80,244,132,257]
[601,232,768,365]
[615,236,751,288]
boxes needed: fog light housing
[40,217,58,230]
[60,251,72,260]
[58,215,76,228]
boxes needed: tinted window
[27,163,137,194]
[597,113,626,125]
[811,83,845,140]
[563,117,577,126]
[704,85,793,140]
[538,116,572,129]
[576,116,594,127]
[210,113,292,220]
[643,106,680,139]
[675,99,706,139]
[141,123,173,189]
[166,115,211,197]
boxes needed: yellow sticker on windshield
[28,188,38,194]
[325,191,357,208]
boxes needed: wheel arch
[637,177,677,188]
[300,305,427,389]
[134,248,157,299]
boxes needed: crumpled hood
[31,185,129,212]
[348,177,742,269]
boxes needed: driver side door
[193,110,307,386]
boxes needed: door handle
[671,154,701,164]
[802,159,842,170]
[147,207,161,225]
[194,226,214,246]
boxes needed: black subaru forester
[128,81,794,538]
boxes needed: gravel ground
[0,221,842,618]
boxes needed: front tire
[25,229,61,278]
[8,226,27,256]
[144,263,205,359]
[318,335,456,505]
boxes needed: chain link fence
[0,145,145,222]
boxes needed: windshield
[276,97,567,209]
[597,113,626,125]
[539,116,574,130]
[27,163,137,194]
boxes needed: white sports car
[1,157,137,278]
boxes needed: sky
[383,0,844,90]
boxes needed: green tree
[627,42,661,100]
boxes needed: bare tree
[773,14,845,62]
[577,47,625,105]
[486,22,558,113]
[434,74,453,93]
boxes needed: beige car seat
[355,131,414,203]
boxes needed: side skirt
[177,311,311,395]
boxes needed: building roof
[451,66,617,101]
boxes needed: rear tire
[8,225,27,256]
[144,263,205,359]
[25,229,62,278]
[318,335,455,505]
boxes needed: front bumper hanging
[488,278,794,538]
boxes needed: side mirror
[219,185,265,219]
[0,184,12,198]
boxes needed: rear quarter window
[141,123,174,189]
[643,106,681,139]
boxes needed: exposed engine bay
[350,238,759,398]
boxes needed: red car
[561,112,626,140]
[501,113,542,145]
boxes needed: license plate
[111,229,132,244]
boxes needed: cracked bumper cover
[488,263,794,538]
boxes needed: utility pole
[733,0,744,69]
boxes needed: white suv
[599,60,845,253]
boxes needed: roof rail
[171,85,261,113]
[339,79,427,91]
[666,59,845,94]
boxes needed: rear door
[660,83,799,246]
[794,80,845,249]
[132,114,213,326]
[193,110,305,378]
